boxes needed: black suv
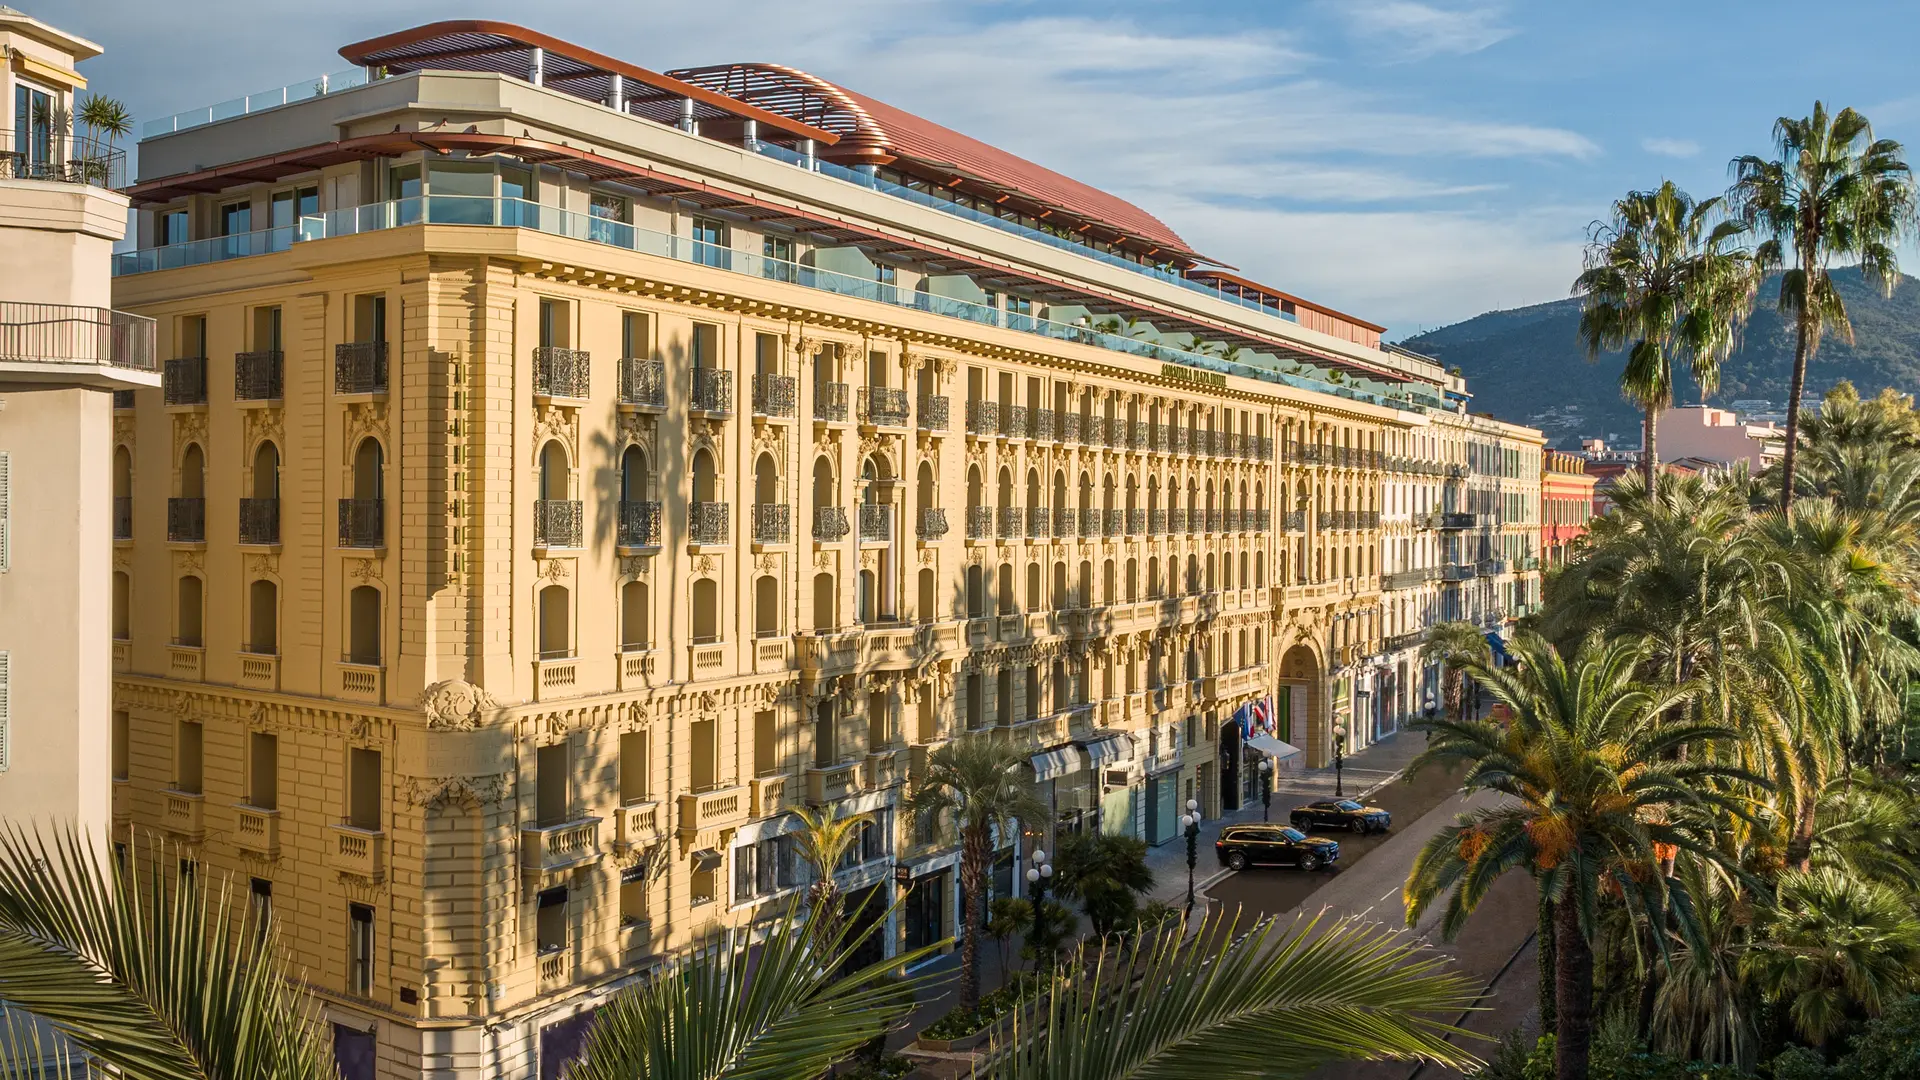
[1214,824,1339,872]
[1291,799,1392,835]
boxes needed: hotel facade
[105,22,1543,1079]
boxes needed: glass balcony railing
[142,68,370,139]
[112,194,1424,413]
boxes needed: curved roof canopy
[665,62,1202,263]
[338,21,837,147]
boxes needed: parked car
[1290,799,1392,834]
[1214,824,1339,872]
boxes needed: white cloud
[1641,136,1701,158]
[1338,1,1516,60]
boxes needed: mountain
[1398,269,1920,446]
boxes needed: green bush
[1509,1034,1757,1080]
[836,1053,916,1080]
[919,972,1043,1041]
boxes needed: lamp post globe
[1181,802,1201,917]
[1333,730,1348,797]
[1258,757,1273,822]
[1026,848,1054,966]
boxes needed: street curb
[1360,768,1407,798]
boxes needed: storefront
[904,865,952,954]
[1144,767,1181,846]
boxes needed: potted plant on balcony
[75,94,131,184]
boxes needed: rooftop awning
[1080,734,1134,770]
[1246,734,1303,764]
[1030,746,1086,783]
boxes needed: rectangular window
[621,312,649,360]
[690,322,718,372]
[160,208,189,246]
[691,217,729,268]
[588,191,628,243]
[249,731,278,810]
[620,863,649,926]
[220,201,252,237]
[754,710,778,776]
[253,306,283,352]
[875,262,898,304]
[15,83,54,168]
[250,877,273,928]
[177,720,203,794]
[538,298,569,349]
[619,731,648,804]
[535,742,569,828]
[111,710,129,781]
[349,904,375,995]
[762,234,795,282]
[536,888,568,954]
[588,191,628,222]
[269,186,318,228]
[348,747,381,831]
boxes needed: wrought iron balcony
[337,499,383,547]
[233,350,282,401]
[167,497,205,542]
[1061,412,1081,443]
[753,503,791,544]
[752,374,795,418]
[1206,509,1222,533]
[814,382,849,423]
[1079,508,1101,537]
[1226,509,1243,533]
[1054,507,1076,537]
[917,508,948,541]
[997,506,1022,539]
[535,500,584,548]
[1171,427,1187,454]
[1104,509,1123,536]
[1168,508,1186,534]
[1084,416,1105,447]
[620,357,666,408]
[858,386,909,427]
[966,506,993,540]
[1440,512,1479,529]
[335,342,387,395]
[917,393,948,431]
[860,504,893,542]
[1032,408,1054,441]
[1001,404,1027,439]
[813,505,849,542]
[1130,422,1149,450]
[238,498,279,545]
[619,500,662,547]
[1249,509,1271,531]
[690,368,732,415]
[163,357,207,405]
[113,389,134,410]
[689,501,730,545]
[1149,508,1166,535]
[113,496,132,540]
[1027,506,1050,538]
[965,400,998,436]
[534,347,590,400]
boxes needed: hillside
[1399,269,1920,446]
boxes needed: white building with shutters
[0,8,158,839]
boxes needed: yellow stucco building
[104,22,1542,1079]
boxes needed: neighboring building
[1541,449,1596,566]
[107,22,1544,1080]
[0,10,158,839]
[1657,405,1781,470]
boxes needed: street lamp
[1180,798,1200,916]
[1258,757,1273,822]
[1333,730,1348,797]
[1025,848,1055,965]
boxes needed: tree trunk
[1780,279,1812,514]
[1635,896,1664,1041]
[1786,791,1818,873]
[958,822,991,1013]
[1537,886,1558,1036]
[1555,896,1595,1080]
[1642,404,1659,487]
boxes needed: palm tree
[902,736,1047,1013]
[995,910,1479,1079]
[1741,867,1920,1047]
[1403,633,1763,1080]
[786,804,868,945]
[1052,830,1154,938]
[0,829,335,1080]
[1730,102,1918,512]
[1573,181,1758,485]
[568,900,938,1080]
[1418,620,1492,723]
[74,94,131,170]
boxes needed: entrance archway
[1278,642,1329,767]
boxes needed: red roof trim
[337,21,838,147]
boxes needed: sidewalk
[1142,727,1431,909]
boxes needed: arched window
[755,453,779,505]
[858,568,877,624]
[539,440,570,501]
[691,448,717,504]
[112,571,130,640]
[539,584,571,659]
[348,585,381,664]
[1147,556,1160,599]
[966,564,984,618]
[180,444,206,499]
[813,572,837,629]
[998,561,1016,615]
[1026,562,1041,609]
[1101,559,1116,605]
[691,577,719,642]
[620,446,650,502]
[1223,551,1234,589]
[113,445,132,498]
[1077,560,1092,608]
[917,567,936,622]
[1052,561,1067,609]
[352,438,383,501]
[252,442,280,501]
[248,579,278,654]
[755,575,779,637]
[966,464,983,509]
[622,580,649,650]
[176,576,204,647]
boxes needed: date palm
[994,910,1479,1079]
[1574,181,1758,485]
[1730,102,1918,512]
[0,828,334,1080]
[1418,620,1492,724]
[786,804,868,945]
[902,736,1047,1013]
[1741,867,1920,1047]
[1403,633,1763,1080]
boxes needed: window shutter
[0,651,10,773]
[0,450,10,572]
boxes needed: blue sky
[42,0,1920,335]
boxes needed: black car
[1214,824,1339,872]
[1291,799,1392,835]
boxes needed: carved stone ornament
[620,555,650,578]
[114,415,135,446]
[815,550,835,570]
[404,774,509,809]
[349,558,382,583]
[755,553,778,572]
[172,412,208,458]
[176,549,204,576]
[247,554,277,576]
[695,555,716,575]
[538,558,572,583]
[918,547,937,567]
[419,680,502,731]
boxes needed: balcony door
[13,83,54,172]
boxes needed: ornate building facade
[105,22,1543,1080]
